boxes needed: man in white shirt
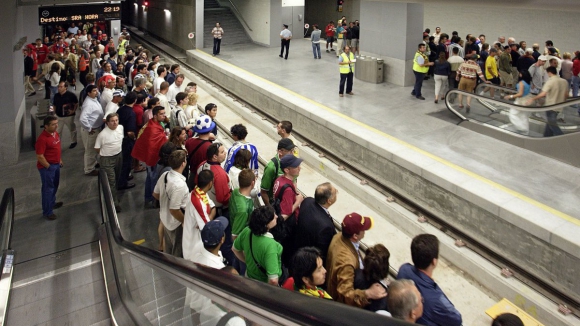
[156,81,172,119]
[104,90,124,122]
[182,169,215,261]
[95,113,124,211]
[91,50,102,74]
[153,65,167,95]
[153,150,189,257]
[167,74,185,106]
[79,85,104,176]
[279,24,292,60]
[100,75,116,110]
[174,92,194,131]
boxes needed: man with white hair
[387,279,424,323]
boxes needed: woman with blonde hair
[185,92,200,121]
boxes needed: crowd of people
[32,21,529,325]
[413,28,576,137]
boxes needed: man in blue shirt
[397,234,462,326]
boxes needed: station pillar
[359,1,423,86]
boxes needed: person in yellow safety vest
[117,35,127,63]
[412,43,434,100]
[339,46,355,97]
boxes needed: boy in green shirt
[260,138,295,206]
[229,169,256,240]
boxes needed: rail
[0,188,15,326]
[126,28,580,318]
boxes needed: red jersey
[325,24,335,38]
[133,104,144,127]
[185,138,211,173]
[35,130,61,169]
[273,176,298,219]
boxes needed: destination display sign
[38,4,121,25]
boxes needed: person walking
[279,24,292,60]
[338,46,355,97]
[36,116,63,220]
[412,43,433,100]
[211,23,224,56]
[311,24,322,59]
[433,52,450,103]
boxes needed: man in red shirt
[325,21,336,53]
[185,115,215,189]
[36,116,64,220]
[273,154,304,265]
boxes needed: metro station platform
[196,39,580,221]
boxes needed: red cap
[103,75,116,84]
[341,213,373,235]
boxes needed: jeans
[544,110,563,137]
[213,38,222,55]
[144,165,158,202]
[280,39,290,59]
[572,76,580,111]
[312,43,321,58]
[412,71,426,97]
[118,137,135,188]
[339,72,353,94]
[434,74,448,98]
[39,164,60,216]
[49,86,58,104]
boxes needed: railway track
[127,28,579,319]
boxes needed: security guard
[412,43,433,100]
[339,46,355,97]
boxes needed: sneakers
[330,48,335,52]
[416,96,426,100]
[326,50,330,53]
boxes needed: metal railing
[221,0,253,31]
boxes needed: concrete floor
[199,40,580,221]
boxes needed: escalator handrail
[98,171,412,326]
[445,88,580,115]
[0,188,14,252]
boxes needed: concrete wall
[187,49,580,305]
[0,3,38,165]
[228,0,271,45]
[270,3,305,46]
[126,0,196,51]
[424,4,578,53]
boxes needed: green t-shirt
[229,189,254,236]
[259,156,283,200]
[233,227,282,283]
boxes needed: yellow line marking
[133,239,145,245]
[195,49,580,226]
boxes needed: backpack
[174,108,185,128]
[270,183,297,244]
[184,139,210,189]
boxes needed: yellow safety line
[196,50,580,226]
[133,239,145,245]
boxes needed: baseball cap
[277,138,295,151]
[341,213,374,236]
[112,90,124,97]
[104,75,116,84]
[201,216,229,247]
[538,55,548,61]
[280,154,303,169]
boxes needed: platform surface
[198,40,580,223]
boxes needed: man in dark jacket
[397,234,462,326]
[291,182,337,265]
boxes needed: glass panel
[446,88,580,138]
[120,252,267,326]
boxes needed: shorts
[351,39,359,47]
[458,78,477,92]
[490,77,501,85]
[499,70,513,85]
[326,36,335,43]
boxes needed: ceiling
[374,0,580,12]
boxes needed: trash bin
[355,56,384,84]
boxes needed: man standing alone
[279,24,292,60]
[36,116,63,220]
[338,46,355,97]
[211,22,224,56]
[412,43,433,100]
[311,24,322,60]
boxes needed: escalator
[445,83,580,167]
[95,171,412,326]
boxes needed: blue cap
[201,216,229,246]
[280,154,303,169]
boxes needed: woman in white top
[185,92,200,122]
[228,149,252,191]
[48,63,61,104]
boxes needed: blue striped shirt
[224,141,259,174]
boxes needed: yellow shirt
[485,56,498,79]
